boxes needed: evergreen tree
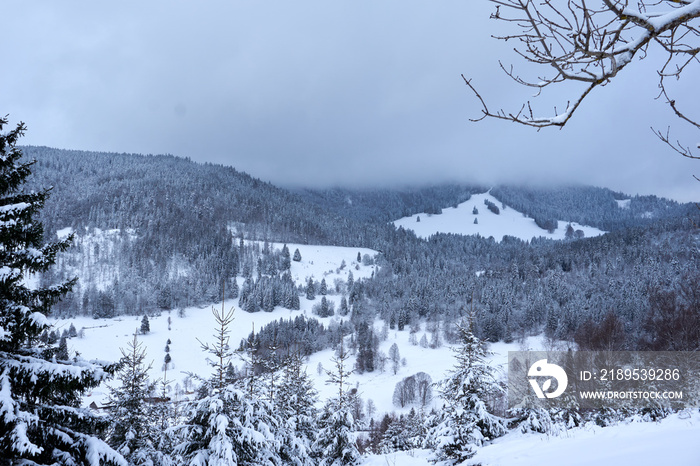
[108,333,160,465]
[354,321,375,374]
[281,244,291,271]
[175,305,284,465]
[56,335,69,360]
[293,248,302,262]
[319,278,328,296]
[140,314,150,334]
[47,329,58,345]
[306,278,316,301]
[427,318,506,463]
[199,305,236,392]
[175,385,282,466]
[339,296,349,317]
[276,352,318,466]
[263,287,275,312]
[565,223,575,239]
[0,118,124,464]
[320,296,331,317]
[313,339,360,466]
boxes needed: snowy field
[55,241,379,405]
[51,240,700,465]
[393,192,606,242]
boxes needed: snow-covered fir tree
[56,335,69,360]
[173,305,286,465]
[306,278,315,301]
[380,409,424,453]
[108,332,161,465]
[281,244,291,271]
[427,317,506,463]
[140,315,150,335]
[313,339,360,466]
[275,351,318,466]
[0,118,125,465]
[175,386,283,466]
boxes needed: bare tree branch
[466,0,700,140]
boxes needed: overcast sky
[2,1,698,201]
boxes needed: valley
[9,145,700,465]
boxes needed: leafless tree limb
[467,0,700,157]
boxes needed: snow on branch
[467,0,700,146]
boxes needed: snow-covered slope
[361,410,700,466]
[393,192,605,242]
[465,410,700,466]
[54,242,379,405]
[52,241,700,466]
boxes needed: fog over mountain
[2,1,698,201]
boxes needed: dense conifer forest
[24,146,699,353]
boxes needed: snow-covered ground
[466,410,700,466]
[276,241,377,289]
[361,410,700,466]
[51,241,700,465]
[54,242,380,405]
[393,192,605,242]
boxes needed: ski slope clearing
[393,192,605,242]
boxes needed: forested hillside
[23,146,700,353]
[24,146,389,316]
[293,185,485,222]
[490,185,688,231]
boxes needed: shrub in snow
[509,403,553,434]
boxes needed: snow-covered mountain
[393,191,606,242]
